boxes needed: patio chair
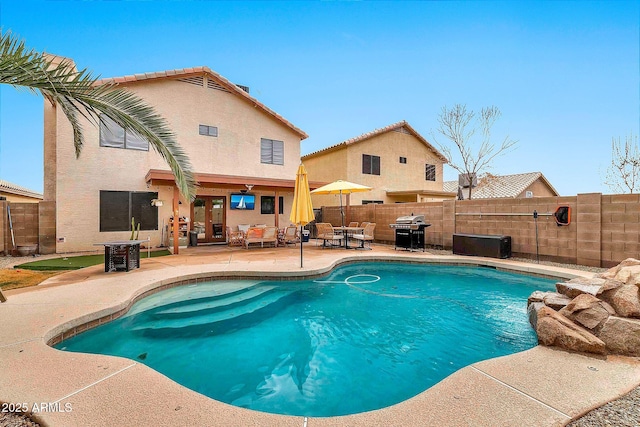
[348,221,359,227]
[352,223,376,250]
[226,226,244,247]
[315,223,344,248]
[282,226,300,246]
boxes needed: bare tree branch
[604,133,640,194]
[431,104,517,199]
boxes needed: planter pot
[16,244,38,256]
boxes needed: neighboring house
[44,62,315,253]
[0,180,43,203]
[442,172,559,200]
[302,121,454,207]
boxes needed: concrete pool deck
[2,243,640,427]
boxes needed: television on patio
[230,193,255,210]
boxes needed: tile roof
[301,121,447,162]
[95,66,308,140]
[442,172,559,199]
[0,180,43,199]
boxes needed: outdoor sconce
[554,206,571,226]
[151,199,164,207]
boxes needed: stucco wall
[46,74,303,252]
[305,129,444,206]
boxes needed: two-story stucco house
[44,63,312,253]
[301,121,454,207]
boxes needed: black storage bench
[453,233,512,259]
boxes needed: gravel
[0,251,635,426]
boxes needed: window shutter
[272,140,284,165]
[261,139,273,164]
[362,154,371,174]
[372,156,380,175]
[99,116,125,148]
[100,191,130,232]
[131,192,158,231]
[125,130,149,151]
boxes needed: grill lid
[394,215,425,224]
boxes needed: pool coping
[2,248,640,427]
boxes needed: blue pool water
[56,262,555,416]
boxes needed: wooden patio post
[274,190,279,229]
[173,186,180,255]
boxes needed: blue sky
[1,0,638,196]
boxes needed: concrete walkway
[2,243,640,427]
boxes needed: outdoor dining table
[94,240,147,272]
[334,226,364,249]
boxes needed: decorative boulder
[598,316,640,357]
[535,306,606,355]
[542,293,572,311]
[598,285,640,318]
[528,302,545,330]
[558,294,614,330]
[556,277,604,298]
[596,258,640,280]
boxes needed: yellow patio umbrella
[310,180,372,227]
[290,163,315,268]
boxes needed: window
[99,115,149,151]
[199,124,218,137]
[260,196,284,214]
[362,154,381,175]
[399,157,407,164]
[425,164,436,181]
[100,191,158,232]
[261,196,275,214]
[261,138,284,165]
[362,200,383,205]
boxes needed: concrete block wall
[322,193,640,267]
[601,193,640,268]
[2,203,39,253]
[38,201,56,254]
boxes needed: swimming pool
[56,262,555,417]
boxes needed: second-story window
[362,154,380,175]
[261,138,284,165]
[199,125,218,137]
[425,164,436,181]
[99,115,149,151]
[399,157,407,164]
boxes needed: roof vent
[525,190,533,198]
[236,84,250,94]
[458,173,477,188]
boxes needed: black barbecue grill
[389,215,431,251]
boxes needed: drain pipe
[7,205,15,254]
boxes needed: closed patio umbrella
[310,180,372,227]
[290,164,315,268]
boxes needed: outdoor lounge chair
[226,226,244,246]
[281,226,300,246]
[352,223,376,250]
[315,223,344,248]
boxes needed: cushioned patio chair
[282,226,300,246]
[352,223,376,250]
[315,223,344,248]
[226,226,244,246]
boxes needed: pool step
[126,280,263,317]
[131,288,295,335]
[151,285,278,318]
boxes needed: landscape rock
[559,294,613,330]
[535,306,606,355]
[595,258,640,280]
[527,291,548,305]
[528,302,545,330]
[598,316,640,357]
[612,265,640,286]
[599,285,640,318]
[556,277,604,298]
[542,292,572,311]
